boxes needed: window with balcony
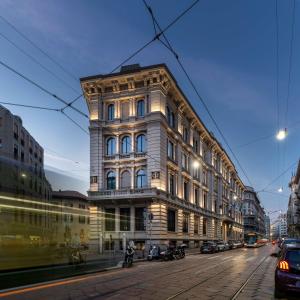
[136,169,146,188]
[121,136,131,154]
[167,209,176,232]
[107,171,116,190]
[135,207,145,231]
[203,218,207,235]
[120,170,131,188]
[183,213,189,233]
[106,137,116,155]
[167,140,175,160]
[136,134,146,153]
[105,208,115,231]
[120,207,131,231]
[137,100,145,117]
[107,104,114,121]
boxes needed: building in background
[81,63,245,253]
[51,190,90,246]
[242,187,266,239]
[0,105,52,247]
[287,160,300,238]
[271,213,288,240]
[264,214,270,240]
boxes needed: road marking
[246,257,255,262]
[222,256,233,260]
[207,255,220,260]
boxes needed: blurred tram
[244,232,267,248]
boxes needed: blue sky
[0,0,299,220]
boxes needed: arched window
[106,137,116,155]
[107,171,116,190]
[136,169,146,188]
[107,104,114,121]
[121,170,131,188]
[136,134,146,153]
[137,100,145,117]
[121,136,131,154]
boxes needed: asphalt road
[0,244,295,300]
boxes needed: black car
[275,243,300,297]
[200,241,218,254]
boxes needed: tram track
[165,253,270,300]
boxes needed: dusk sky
[0,0,299,220]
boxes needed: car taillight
[278,260,289,271]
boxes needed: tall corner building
[80,63,245,253]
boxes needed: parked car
[228,240,234,250]
[224,242,230,251]
[275,243,300,298]
[216,241,226,252]
[200,241,218,254]
[280,238,300,250]
[233,240,243,248]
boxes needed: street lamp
[276,128,287,141]
[233,195,237,200]
[278,187,283,193]
[21,173,27,178]
[193,160,200,169]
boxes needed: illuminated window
[121,136,131,154]
[136,169,147,188]
[107,171,116,190]
[106,137,116,155]
[136,134,146,152]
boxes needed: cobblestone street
[1,244,296,300]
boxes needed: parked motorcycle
[161,246,176,261]
[147,245,161,261]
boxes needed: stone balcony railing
[104,152,147,161]
[88,186,157,199]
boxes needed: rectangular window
[203,218,207,235]
[169,173,175,196]
[105,208,115,231]
[194,216,199,234]
[194,188,199,206]
[214,176,218,193]
[183,181,189,201]
[167,140,174,160]
[14,144,18,160]
[167,209,176,232]
[203,192,207,209]
[183,213,189,233]
[182,153,188,170]
[135,207,145,231]
[120,207,131,231]
[90,176,98,184]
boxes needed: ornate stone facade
[81,64,245,253]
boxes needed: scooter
[147,245,161,261]
[123,245,134,268]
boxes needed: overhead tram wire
[62,0,200,110]
[142,0,253,187]
[0,14,79,83]
[0,100,60,112]
[0,1,200,141]
[0,31,81,95]
[284,0,296,127]
[0,59,88,119]
[258,160,298,193]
